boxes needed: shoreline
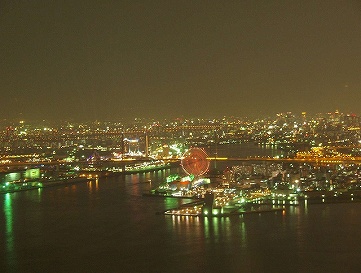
[1,163,174,194]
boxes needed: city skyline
[1,1,361,121]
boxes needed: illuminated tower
[334,109,340,124]
[301,112,306,122]
[121,133,125,156]
[145,132,149,157]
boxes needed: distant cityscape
[1,110,361,213]
[1,110,361,159]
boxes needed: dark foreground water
[1,144,361,272]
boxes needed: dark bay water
[206,142,285,158]
[1,144,361,272]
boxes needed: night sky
[1,1,361,121]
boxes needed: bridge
[207,156,361,164]
[3,155,361,170]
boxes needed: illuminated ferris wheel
[181,148,210,176]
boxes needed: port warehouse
[0,168,43,191]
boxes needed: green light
[166,174,180,183]
[4,193,17,270]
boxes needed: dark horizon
[1,1,361,121]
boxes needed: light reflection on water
[169,214,249,249]
[87,178,99,194]
[3,193,17,273]
[2,145,361,272]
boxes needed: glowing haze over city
[2,2,361,273]
[1,1,361,121]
